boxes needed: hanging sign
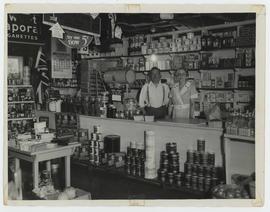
[43,13,101,37]
[51,38,72,79]
[7,14,44,44]
[49,22,65,39]
[59,29,93,49]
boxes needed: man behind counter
[139,67,170,119]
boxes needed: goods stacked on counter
[158,143,183,187]
[183,139,221,192]
[125,142,145,177]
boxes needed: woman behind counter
[169,69,198,119]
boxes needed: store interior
[7,13,256,200]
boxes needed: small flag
[32,47,50,105]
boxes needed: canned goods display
[183,139,221,193]
[126,144,145,177]
[197,138,206,152]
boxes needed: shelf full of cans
[225,110,255,137]
[183,139,221,192]
[8,85,36,139]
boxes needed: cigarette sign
[7,14,44,44]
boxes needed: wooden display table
[8,143,80,189]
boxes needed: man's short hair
[149,67,161,78]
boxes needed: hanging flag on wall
[32,47,50,104]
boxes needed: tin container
[127,147,132,156]
[197,138,206,152]
[200,152,208,165]
[191,175,198,190]
[166,142,177,154]
[192,164,198,176]
[185,174,192,188]
[186,150,194,163]
[198,176,204,191]
[194,151,200,164]
[198,165,204,177]
[211,166,217,178]
[160,159,169,170]
[204,177,212,192]
[208,152,215,166]
[167,172,174,185]
[160,151,168,161]
[204,165,212,178]
[174,173,182,187]
[211,177,218,187]
[184,162,192,175]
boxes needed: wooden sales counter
[79,115,224,172]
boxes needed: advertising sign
[59,30,93,49]
[51,38,72,79]
[7,14,44,44]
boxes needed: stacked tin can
[88,125,105,166]
[125,142,145,177]
[158,142,183,187]
[184,138,218,192]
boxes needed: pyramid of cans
[125,142,145,177]
[184,138,218,192]
[88,125,105,166]
[158,142,183,187]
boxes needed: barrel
[103,69,136,84]
[103,135,120,153]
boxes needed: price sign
[59,30,93,49]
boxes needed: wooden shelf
[8,101,35,104]
[198,88,234,91]
[51,86,78,89]
[200,67,234,70]
[235,88,255,91]
[200,47,236,52]
[224,133,255,142]
[8,117,33,121]
[8,85,32,88]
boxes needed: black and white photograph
[3,3,266,207]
